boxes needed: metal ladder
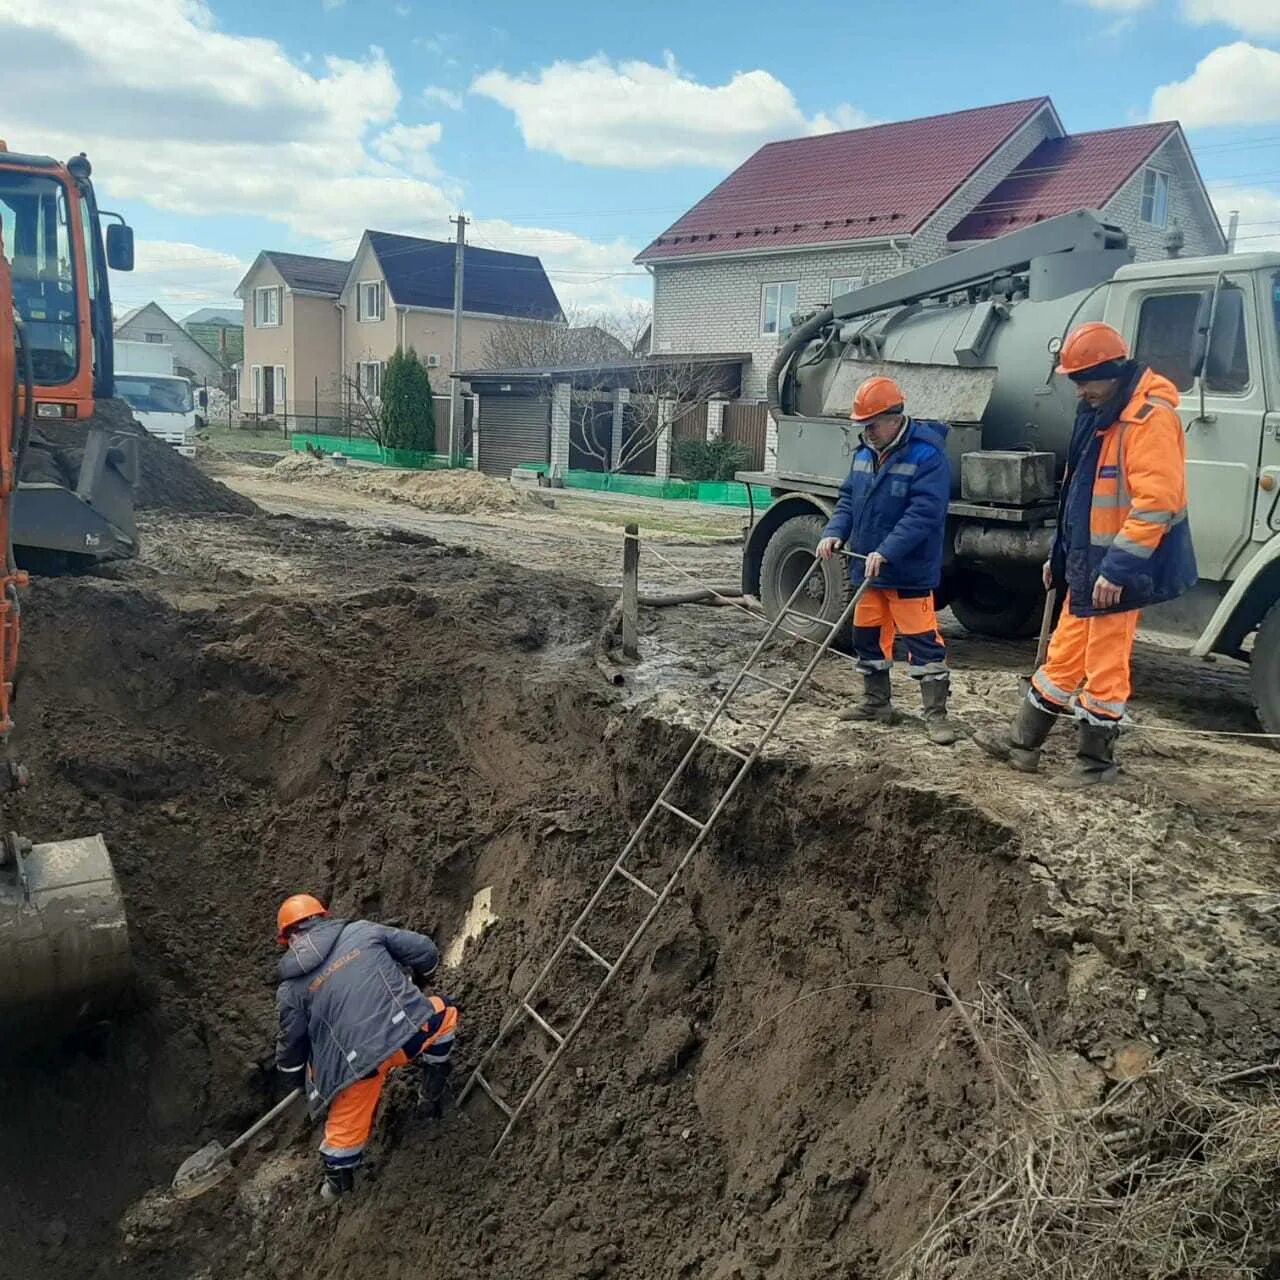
[459,553,868,1156]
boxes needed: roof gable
[636,97,1056,263]
[949,123,1179,241]
[365,230,563,321]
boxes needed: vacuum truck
[740,209,1280,734]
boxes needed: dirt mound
[2,513,1278,1280]
[23,397,258,517]
[271,452,525,515]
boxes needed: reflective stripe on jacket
[1054,367,1198,616]
[275,917,441,1114]
[820,417,951,591]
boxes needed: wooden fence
[721,401,769,470]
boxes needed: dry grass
[890,981,1280,1280]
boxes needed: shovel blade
[172,1140,231,1200]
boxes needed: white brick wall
[651,243,903,400]
[1101,134,1225,261]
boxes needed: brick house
[637,98,1225,414]
[236,234,562,422]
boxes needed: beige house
[237,233,562,422]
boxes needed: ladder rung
[658,797,706,831]
[472,1070,514,1118]
[783,607,825,626]
[522,1001,564,1045]
[570,933,613,971]
[740,670,796,696]
[614,864,659,899]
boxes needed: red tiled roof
[948,123,1178,241]
[636,97,1055,263]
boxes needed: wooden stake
[622,524,639,659]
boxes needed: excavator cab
[0,223,131,1049]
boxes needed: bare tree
[480,304,653,371]
[570,357,731,474]
[340,373,390,448]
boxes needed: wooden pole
[622,524,639,659]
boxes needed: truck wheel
[949,572,1043,639]
[759,514,851,648]
[1250,601,1280,740]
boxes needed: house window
[357,360,384,399]
[144,331,165,344]
[1140,168,1171,229]
[760,281,798,337]
[829,276,864,302]
[253,286,281,328]
[357,280,385,323]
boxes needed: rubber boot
[838,669,895,724]
[319,1164,355,1204]
[919,676,958,746]
[974,699,1058,772]
[419,1060,452,1120]
[1048,721,1120,789]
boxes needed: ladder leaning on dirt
[460,546,869,1156]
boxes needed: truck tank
[791,285,1109,465]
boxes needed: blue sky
[1,0,1276,317]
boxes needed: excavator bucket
[0,834,132,1046]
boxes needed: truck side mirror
[106,224,134,272]
[1188,291,1212,379]
[198,388,208,409]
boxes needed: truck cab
[113,371,199,458]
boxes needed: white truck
[113,339,205,457]
[744,210,1280,734]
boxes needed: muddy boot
[1049,721,1120,789]
[319,1164,355,1204]
[838,669,894,724]
[419,1060,452,1120]
[973,699,1058,772]
[919,676,958,746]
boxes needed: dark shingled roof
[366,231,563,321]
[637,98,1054,263]
[949,123,1179,241]
[262,251,351,296]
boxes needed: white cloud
[371,122,444,177]
[1150,42,1280,125]
[1210,185,1280,251]
[422,85,464,111]
[471,53,874,168]
[1181,0,1280,35]
[809,103,880,135]
[1076,0,1152,8]
[110,240,249,310]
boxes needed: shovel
[171,1087,303,1200]
[1019,587,1058,696]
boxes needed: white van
[114,371,203,458]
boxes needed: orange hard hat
[851,375,905,423]
[277,893,329,945]
[1055,322,1128,376]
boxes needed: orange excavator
[0,177,132,1048]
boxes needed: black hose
[766,304,834,420]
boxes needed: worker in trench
[274,893,459,1203]
[976,321,1197,786]
[817,374,957,744]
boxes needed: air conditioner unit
[426,353,441,368]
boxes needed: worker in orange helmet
[818,374,957,744]
[977,322,1197,785]
[273,893,459,1203]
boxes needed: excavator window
[0,171,77,386]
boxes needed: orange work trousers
[321,1006,458,1165]
[852,588,948,677]
[1031,596,1139,723]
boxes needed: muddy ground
[1,470,1278,1279]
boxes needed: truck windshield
[1272,273,1280,367]
[0,171,78,385]
[115,375,193,414]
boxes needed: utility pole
[1225,210,1239,254]
[449,213,468,463]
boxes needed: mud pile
[2,514,1277,1280]
[271,452,527,515]
[23,398,258,516]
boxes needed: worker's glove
[411,968,437,991]
[274,1066,305,1100]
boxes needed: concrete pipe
[0,833,132,1046]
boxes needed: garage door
[478,394,550,477]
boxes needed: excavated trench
[0,555,1061,1280]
